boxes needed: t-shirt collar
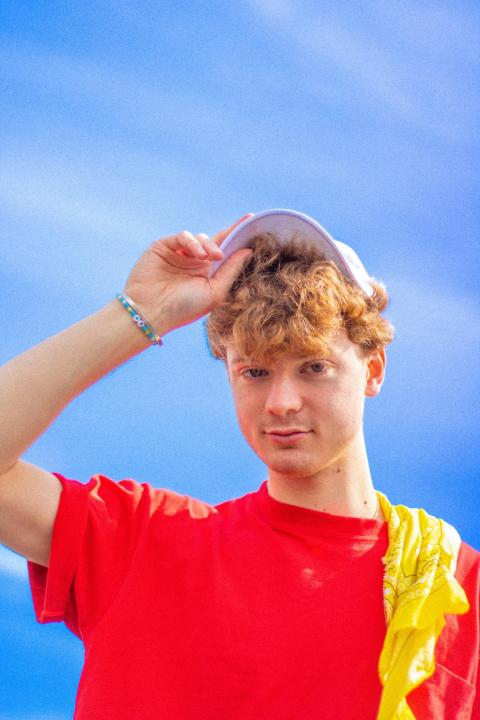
[251,480,386,542]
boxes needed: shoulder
[213,486,256,517]
[54,472,219,521]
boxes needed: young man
[0,210,478,719]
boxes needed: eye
[306,362,327,374]
[242,368,268,378]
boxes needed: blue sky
[1,1,479,717]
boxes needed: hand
[123,214,254,336]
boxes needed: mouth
[265,430,311,444]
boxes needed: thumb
[210,248,253,302]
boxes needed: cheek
[316,384,364,428]
[234,397,270,456]
[233,395,259,436]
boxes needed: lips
[265,429,311,444]
[266,429,309,435]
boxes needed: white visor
[209,209,374,297]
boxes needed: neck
[266,435,383,521]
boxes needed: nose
[264,374,303,416]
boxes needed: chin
[263,453,321,478]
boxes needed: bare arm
[0,216,253,566]
[0,300,154,477]
[0,301,153,565]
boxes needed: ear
[365,347,386,398]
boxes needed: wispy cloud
[247,0,294,21]
[373,2,480,62]
[0,154,154,241]
[0,41,249,150]
[248,0,479,144]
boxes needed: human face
[225,331,385,481]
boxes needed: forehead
[224,330,362,366]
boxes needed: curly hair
[205,232,395,363]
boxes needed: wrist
[120,288,176,339]
[116,294,163,346]
[106,299,154,353]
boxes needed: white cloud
[0,41,245,144]
[247,0,479,144]
[250,0,294,20]
[0,158,153,241]
[373,2,480,61]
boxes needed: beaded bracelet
[116,293,163,346]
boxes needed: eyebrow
[229,352,338,366]
[229,355,249,365]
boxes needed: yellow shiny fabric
[376,492,470,719]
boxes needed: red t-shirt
[28,475,479,719]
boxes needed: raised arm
[0,216,253,566]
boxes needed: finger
[210,248,253,301]
[162,230,209,258]
[195,233,224,260]
[211,213,255,247]
[172,231,224,263]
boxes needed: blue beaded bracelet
[116,294,163,346]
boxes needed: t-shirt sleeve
[28,473,90,628]
[397,540,480,717]
[457,541,480,718]
[28,472,214,640]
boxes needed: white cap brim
[209,209,373,297]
